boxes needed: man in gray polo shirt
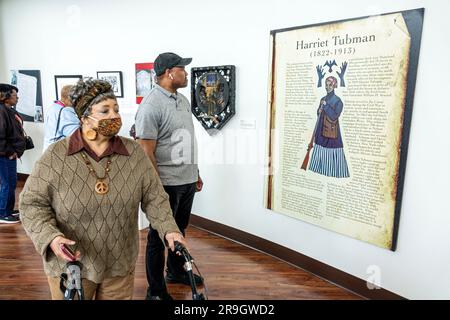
[135,52,204,300]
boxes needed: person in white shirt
[43,85,80,151]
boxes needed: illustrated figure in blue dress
[302,75,350,178]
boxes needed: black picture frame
[97,71,124,98]
[191,65,236,134]
[11,70,43,122]
[54,75,82,101]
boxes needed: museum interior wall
[0,0,449,299]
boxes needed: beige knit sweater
[20,137,180,283]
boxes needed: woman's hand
[8,153,17,160]
[50,236,81,262]
[165,232,188,254]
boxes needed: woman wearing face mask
[20,78,186,300]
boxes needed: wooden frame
[264,9,424,250]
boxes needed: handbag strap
[54,106,64,137]
[22,125,30,138]
[12,109,27,136]
[50,106,65,142]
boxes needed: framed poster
[191,65,236,134]
[97,71,123,98]
[10,70,43,122]
[135,63,155,104]
[264,8,424,250]
[54,75,82,101]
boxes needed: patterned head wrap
[70,78,115,119]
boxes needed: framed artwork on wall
[10,70,44,122]
[191,65,236,134]
[54,75,82,101]
[97,71,123,98]
[135,63,155,104]
[264,8,424,251]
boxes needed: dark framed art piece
[97,71,123,98]
[54,75,82,101]
[10,70,43,122]
[264,8,424,251]
[191,65,235,134]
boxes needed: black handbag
[25,135,34,150]
[23,126,34,150]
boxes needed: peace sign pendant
[95,181,109,195]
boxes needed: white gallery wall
[1,0,449,299]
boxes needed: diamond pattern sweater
[20,136,180,283]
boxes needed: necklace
[81,153,112,195]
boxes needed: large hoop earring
[85,129,98,141]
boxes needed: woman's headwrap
[70,78,114,119]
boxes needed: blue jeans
[0,156,17,218]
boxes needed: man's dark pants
[145,182,196,296]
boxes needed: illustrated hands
[337,61,347,87]
[316,65,325,87]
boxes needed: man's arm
[137,139,159,174]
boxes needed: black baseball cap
[154,52,192,76]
